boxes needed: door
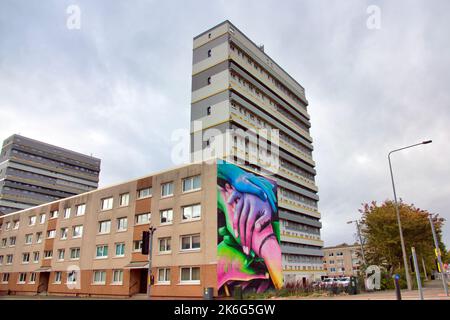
[38,272,50,293]
[139,269,148,293]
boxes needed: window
[161,182,174,197]
[33,251,40,263]
[18,273,27,284]
[133,240,143,252]
[54,272,62,284]
[182,204,201,221]
[9,236,16,246]
[73,225,83,238]
[13,220,19,229]
[0,255,3,265]
[180,267,200,284]
[39,213,46,224]
[96,245,108,258]
[135,213,151,225]
[181,234,200,251]
[160,209,173,224]
[57,249,65,261]
[28,215,36,226]
[115,243,125,257]
[182,175,201,192]
[112,270,123,284]
[63,207,71,219]
[22,253,30,263]
[206,106,211,115]
[158,268,170,284]
[47,230,56,239]
[137,187,152,199]
[29,272,36,283]
[117,217,128,231]
[44,250,53,259]
[207,49,212,57]
[5,221,11,230]
[159,237,171,253]
[6,254,13,264]
[67,271,77,284]
[70,248,80,260]
[25,234,33,244]
[101,197,113,211]
[36,232,43,243]
[2,273,9,283]
[60,227,68,240]
[119,193,130,206]
[1,238,6,247]
[93,271,106,284]
[50,210,58,219]
[98,220,111,234]
[76,204,86,216]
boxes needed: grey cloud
[0,0,449,246]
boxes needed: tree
[358,200,446,276]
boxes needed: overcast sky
[1,0,449,247]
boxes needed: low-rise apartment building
[322,243,363,278]
[0,160,323,298]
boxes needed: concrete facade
[0,135,101,215]
[322,243,363,277]
[190,21,324,284]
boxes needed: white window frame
[96,245,108,259]
[18,273,27,284]
[47,230,56,239]
[157,268,171,284]
[70,247,80,260]
[117,217,128,231]
[29,272,36,284]
[135,213,151,225]
[161,182,174,198]
[22,252,30,264]
[54,271,62,284]
[98,220,111,234]
[72,225,83,238]
[182,175,201,193]
[50,210,58,219]
[101,197,114,211]
[63,207,71,219]
[33,251,40,263]
[67,271,77,284]
[181,204,201,221]
[92,270,106,285]
[159,237,171,253]
[133,240,143,252]
[60,227,68,240]
[112,270,123,285]
[28,215,36,226]
[2,273,9,284]
[115,242,125,257]
[57,249,65,261]
[179,267,200,284]
[39,213,46,224]
[44,250,53,259]
[180,234,201,251]
[76,204,86,216]
[137,187,152,199]
[25,233,33,245]
[36,232,43,243]
[160,209,173,225]
[119,193,130,206]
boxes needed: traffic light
[142,231,150,255]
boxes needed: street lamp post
[428,214,449,296]
[347,220,366,266]
[147,226,156,298]
[388,140,432,291]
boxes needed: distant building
[0,134,101,215]
[322,243,363,277]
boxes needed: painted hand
[228,191,274,256]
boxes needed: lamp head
[422,140,432,144]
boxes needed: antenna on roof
[259,44,264,52]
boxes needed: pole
[428,214,449,296]
[421,257,428,280]
[388,153,413,291]
[147,226,155,298]
[393,274,402,300]
[411,247,423,300]
[355,220,366,266]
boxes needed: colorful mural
[217,161,282,295]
